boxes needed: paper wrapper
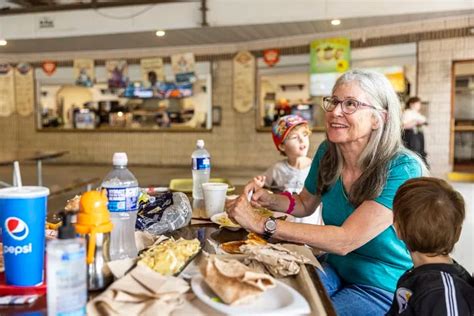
[199,255,276,306]
[87,264,189,316]
[240,243,322,277]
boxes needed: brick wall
[1,16,473,175]
[418,36,474,176]
[4,60,324,169]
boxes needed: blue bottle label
[192,157,210,170]
[55,248,87,315]
[105,187,139,212]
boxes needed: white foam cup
[202,183,228,218]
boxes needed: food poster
[106,60,128,89]
[233,51,256,113]
[14,63,35,116]
[140,57,165,87]
[171,53,196,84]
[73,59,95,87]
[0,64,15,117]
[310,38,351,74]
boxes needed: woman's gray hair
[317,69,427,206]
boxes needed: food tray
[0,273,46,296]
[169,178,235,193]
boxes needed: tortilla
[200,255,275,305]
[220,232,267,254]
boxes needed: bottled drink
[47,212,87,316]
[192,139,211,199]
[101,152,138,260]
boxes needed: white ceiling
[0,9,473,54]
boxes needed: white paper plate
[210,212,242,231]
[191,275,310,315]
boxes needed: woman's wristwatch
[263,216,277,240]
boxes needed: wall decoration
[14,63,35,116]
[140,57,165,87]
[106,60,128,89]
[310,38,351,74]
[233,51,255,113]
[263,49,280,67]
[0,64,15,117]
[171,53,196,83]
[212,105,222,126]
[42,60,57,76]
[73,59,95,87]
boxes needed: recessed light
[0,39,7,46]
[331,19,341,26]
[155,30,166,37]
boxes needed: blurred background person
[402,97,428,166]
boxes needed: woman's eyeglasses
[322,96,377,115]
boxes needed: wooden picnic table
[0,185,336,315]
[0,150,68,187]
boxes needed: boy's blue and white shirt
[386,261,474,316]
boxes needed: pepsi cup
[0,186,49,286]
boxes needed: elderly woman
[227,69,426,315]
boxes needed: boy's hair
[393,177,465,256]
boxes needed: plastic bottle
[101,152,138,260]
[47,212,87,316]
[192,139,211,199]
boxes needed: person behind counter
[226,69,427,316]
[402,97,428,166]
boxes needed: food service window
[256,43,417,132]
[452,61,474,171]
[36,62,212,132]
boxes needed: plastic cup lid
[0,186,50,199]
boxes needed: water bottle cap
[113,152,128,166]
[196,139,205,149]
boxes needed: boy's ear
[393,222,402,240]
[278,143,285,152]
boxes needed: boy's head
[393,177,465,256]
[272,115,311,157]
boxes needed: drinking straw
[13,161,22,188]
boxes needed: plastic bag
[136,191,192,235]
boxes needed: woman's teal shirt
[304,142,423,292]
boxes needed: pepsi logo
[5,217,29,241]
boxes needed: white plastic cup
[202,183,228,218]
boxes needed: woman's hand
[243,178,273,208]
[226,194,265,233]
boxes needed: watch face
[265,218,277,232]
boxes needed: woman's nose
[332,102,344,116]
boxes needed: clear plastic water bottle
[192,139,211,200]
[101,152,138,260]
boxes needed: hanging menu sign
[14,63,35,117]
[0,64,15,117]
[171,53,196,83]
[73,59,94,87]
[310,37,351,74]
[140,57,165,86]
[233,51,255,113]
[106,60,128,89]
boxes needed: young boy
[387,177,474,316]
[252,115,321,224]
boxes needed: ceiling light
[331,19,341,26]
[155,30,166,37]
[0,39,7,46]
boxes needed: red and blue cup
[0,186,49,286]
